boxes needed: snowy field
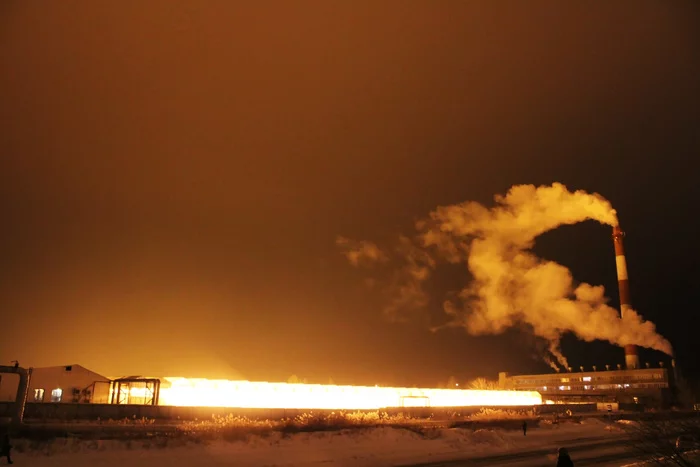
[8,418,650,466]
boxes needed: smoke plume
[339,183,672,364]
[336,236,388,267]
[544,355,562,372]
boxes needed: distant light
[51,388,63,402]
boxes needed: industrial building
[497,224,677,408]
[498,365,673,406]
[0,364,111,404]
[0,359,679,418]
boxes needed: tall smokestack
[613,225,640,369]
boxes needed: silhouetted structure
[110,377,160,405]
[499,366,672,407]
[0,365,110,404]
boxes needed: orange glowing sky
[1,1,698,384]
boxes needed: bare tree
[620,419,700,466]
[468,377,499,390]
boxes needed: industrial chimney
[613,225,641,369]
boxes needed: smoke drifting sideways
[337,183,673,369]
[336,237,389,267]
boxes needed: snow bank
[616,419,641,427]
[621,449,700,466]
[578,417,608,427]
[11,421,620,467]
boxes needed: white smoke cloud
[544,355,563,372]
[339,183,673,361]
[382,236,434,322]
[336,236,388,267]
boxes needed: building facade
[499,367,672,406]
[0,365,110,404]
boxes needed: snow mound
[579,418,608,426]
[9,421,622,467]
[616,419,641,427]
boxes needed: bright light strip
[158,378,542,409]
[128,387,151,398]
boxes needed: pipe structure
[612,225,640,369]
[0,365,32,427]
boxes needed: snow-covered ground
[622,451,700,467]
[10,418,640,466]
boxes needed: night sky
[1,2,698,385]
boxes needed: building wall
[498,368,671,405]
[0,365,110,404]
[500,368,668,389]
[0,374,21,402]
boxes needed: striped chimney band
[612,225,640,369]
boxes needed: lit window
[51,388,63,402]
[33,389,45,402]
[582,376,592,382]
